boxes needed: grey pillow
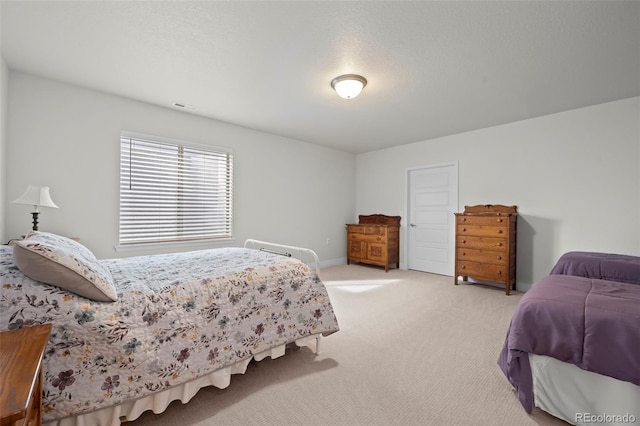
[13,231,117,302]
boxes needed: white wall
[356,97,640,289]
[4,70,639,283]
[0,56,7,244]
[4,71,355,263]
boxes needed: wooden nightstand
[0,324,52,426]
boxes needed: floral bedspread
[0,246,339,422]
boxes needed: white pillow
[13,231,117,302]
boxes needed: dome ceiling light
[331,74,367,99]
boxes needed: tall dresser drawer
[457,235,507,251]
[457,260,510,282]
[457,215,510,226]
[457,247,508,265]
[457,224,507,238]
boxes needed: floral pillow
[12,231,117,302]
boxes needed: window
[119,132,233,246]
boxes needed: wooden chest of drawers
[454,205,517,295]
[346,214,400,272]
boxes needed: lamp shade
[10,185,59,211]
[331,74,367,99]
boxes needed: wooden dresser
[0,324,52,426]
[346,214,400,272]
[454,205,517,295]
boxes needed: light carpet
[128,264,568,426]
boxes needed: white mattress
[530,353,640,426]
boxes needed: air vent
[173,102,197,111]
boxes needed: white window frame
[116,131,233,251]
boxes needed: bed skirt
[44,335,321,426]
[531,354,640,426]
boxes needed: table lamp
[10,185,59,231]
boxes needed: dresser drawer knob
[462,240,466,244]
[497,256,502,260]
[497,270,502,274]
[496,242,503,247]
[462,217,467,222]
[497,230,503,234]
[497,218,503,223]
[462,252,466,256]
[462,228,466,232]
[461,265,466,270]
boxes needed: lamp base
[30,212,40,231]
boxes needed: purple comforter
[498,274,640,413]
[550,251,640,285]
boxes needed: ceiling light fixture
[331,74,367,99]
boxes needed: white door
[407,162,458,275]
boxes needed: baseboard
[318,257,347,269]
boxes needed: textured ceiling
[1,1,639,154]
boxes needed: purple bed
[550,251,640,285]
[498,251,640,415]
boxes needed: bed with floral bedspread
[0,235,339,425]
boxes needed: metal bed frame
[243,238,321,276]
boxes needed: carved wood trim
[358,214,401,225]
[462,204,517,215]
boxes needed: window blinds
[119,133,233,245]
